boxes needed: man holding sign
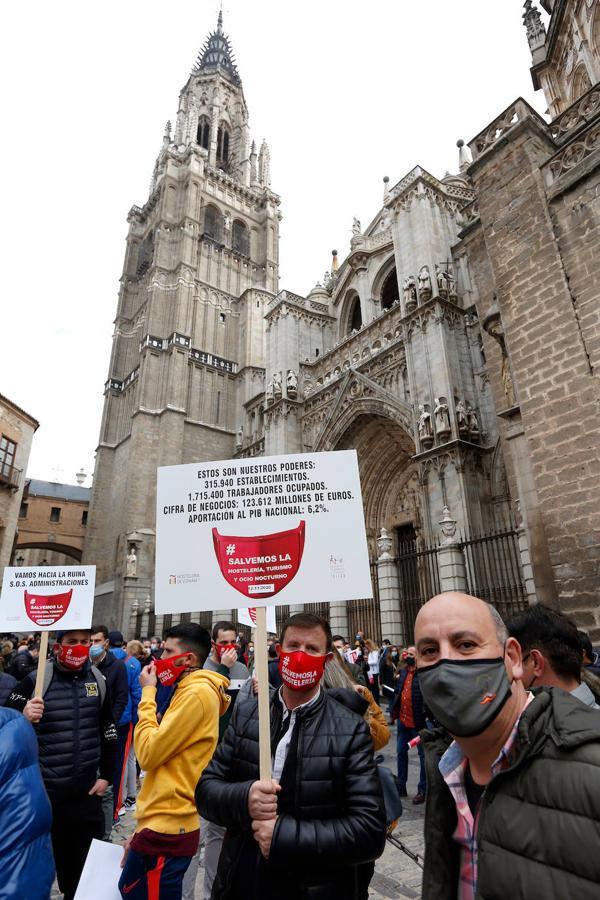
[7,629,117,900]
[196,612,387,900]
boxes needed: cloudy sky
[1,0,547,485]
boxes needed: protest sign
[237,605,276,633]
[0,565,96,697]
[0,566,95,631]
[155,449,371,780]
[155,450,371,614]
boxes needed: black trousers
[50,792,104,900]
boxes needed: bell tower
[84,13,280,630]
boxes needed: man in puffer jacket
[7,629,117,900]
[0,707,55,900]
[197,612,387,900]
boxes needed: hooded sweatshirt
[134,669,230,835]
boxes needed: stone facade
[0,393,39,582]
[86,5,600,639]
[15,479,90,566]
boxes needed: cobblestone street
[53,727,425,899]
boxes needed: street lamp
[16,554,24,566]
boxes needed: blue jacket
[110,647,127,661]
[0,708,55,899]
[391,667,426,730]
[119,655,142,726]
[0,672,16,706]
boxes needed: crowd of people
[1,596,600,899]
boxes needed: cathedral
[85,1,600,643]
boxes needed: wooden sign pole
[34,631,50,698]
[252,606,272,780]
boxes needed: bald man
[415,591,600,900]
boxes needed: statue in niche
[352,218,361,235]
[403,275,417,312]
[418,405,433,446]
[266,378,274,405]
[223,212,231,233]
[126,546,137,577]
[483,300,516,407]
[235,425,243,449]
[434,398,451,436]
[273,372,283,400]
[418,265,432,298]
[456,399,469,434]
[436,265,456,298]
[286,370,298,399]
[467,404,480,438]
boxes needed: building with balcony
[0,394,39,581]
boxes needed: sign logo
[212,521,306,599]
[168,575,177,585]
[24,589,73,626]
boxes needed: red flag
[212,521,305,599]
[24,589,73,626]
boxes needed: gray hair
[486,603,508,645]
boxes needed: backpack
[40,664,107,705]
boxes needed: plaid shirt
[439,694,534,900]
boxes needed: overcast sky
[1,0,548,486]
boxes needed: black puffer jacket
[197,690,386,900]
[421,687,600,900]
[7,660,117,798]
[0,671,16,706]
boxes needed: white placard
[156,450,371,614]
[74,839,123,900]
[0,566,96,631]
[238,606,277,633]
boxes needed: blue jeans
[119,848,192,899]
[396,722,426,796]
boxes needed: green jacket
[421,687,600,900]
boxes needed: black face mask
[418,657,512,737]
[405,656,415,666]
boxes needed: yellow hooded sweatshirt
[133,669,230,835]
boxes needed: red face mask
[215,644,237,660]
[55,643,89,670]
[278,650,327,692]
[154,654,188,687]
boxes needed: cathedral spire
[192,11,241,84]
[522,0,546,53]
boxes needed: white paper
[0,566,96,631]
[74,839,123,900]
[155,450,372,614]
[237,606,277,632]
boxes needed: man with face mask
[119,623,230,900]
[182,621,250,900]
[416,592,600,900]
[7,629,117,900]
[196,612,386,900]
[390,645,427,803]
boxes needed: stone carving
[376,527,393,560]
[434,397,451,438]
[143,593,152,614]
[126,546,137,577]
[456,399,469,435]
[273,372,283,400]
[352,217,361,235]
[286,369,298,399]
[418,265,432,300]
[439,506,457,544]
[235,425,243,449]
[436,265,456,298]
[467,404,480,440]
[403,275,417,313]
[223,211,231,232]
[418,404,434,448]
[266,378,274,405]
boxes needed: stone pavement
[53,725,425,899]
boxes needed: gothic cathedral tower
[84,14,280,629]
